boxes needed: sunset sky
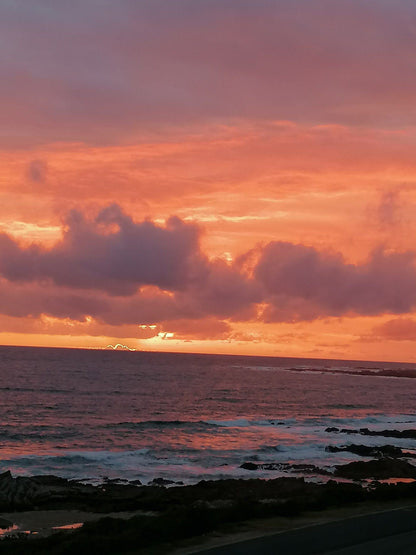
[2,0,416,361]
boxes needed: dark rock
[0,470,151,512]
[261,463,285,471]
[367,428,416,440]
[5,476,416,555]
[150,478,176,486]
[334,458,416,480]
[103,477,129,484]
[240,462,330,475]
[0,471,41,509]
[327,427,416,439]
[240,462,286,471]
[32,475,71,486]
[326,445,342,453]
[1,467,415,526]
[326,444,405,458]
[291,464,331,475]
[240,462,259,470]
[0,517,13,529]
[130,479,143,486]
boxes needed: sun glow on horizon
[1,2,416,363]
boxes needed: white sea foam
[1,346,416,484]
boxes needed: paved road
[193,506,416,554]
[324,530,416,554]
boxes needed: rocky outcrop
[325,427,416,439]
[0,471,40,509]
[240,462,258,470]
[0,467,414,518]
[325,444,405,457]
[240,462,330,475]
[334,458,416,480]
[150,478,183,486]
[0,516,13,529]
[1,476,416,555]
[0,471,364,513]
[0,471,147,512]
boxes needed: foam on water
[1,346,416,483]
[1,412,415,484]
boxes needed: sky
[1,0,416,361]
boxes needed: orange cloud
[369,318,416,342]
[2,1,416,361]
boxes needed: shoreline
[1,497,416,554]
[0,471,415,553]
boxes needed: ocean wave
[0,386,72,394]
[103,420,220,431]
[2,448,151,469]
[205,418,290,428]
[0,426,78,442]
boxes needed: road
[324,530,416,554]
[193,505,416,554]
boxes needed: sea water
[1,345,416,484]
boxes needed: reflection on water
[0,525,18,537]
[52,522,83,530]
[0,346,416,483]
[376,478,416,484]
[0,521,83,539]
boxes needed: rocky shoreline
[289,367,416,379]
[240,441,416,480]
[0,468,414,553]
[0,426,414,553]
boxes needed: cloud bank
[2,0,416,146]
[256,242,416,321]
[0,204,205,295]
[0,205,415,331]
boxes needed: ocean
[1,345,416,485]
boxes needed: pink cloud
[2,1,416,146]
[1,205,416,328]
[256,242,416,320]
[0,204,205,295]
[370,318,416,341]
[27,159,48,183]
[158,318,232,340]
